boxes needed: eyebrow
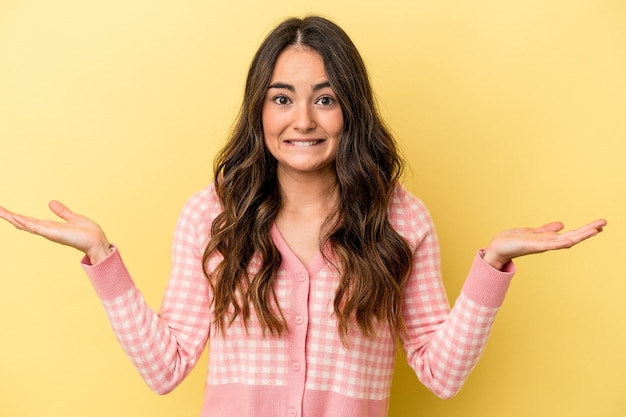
[267,81,331,92]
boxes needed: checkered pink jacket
[82,183,515,417]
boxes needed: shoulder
[178,182,223,230]
[388,183,436,245]
[183,182,221,212]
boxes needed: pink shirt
[82,183,515,417]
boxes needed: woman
[0,16,606,417]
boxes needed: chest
[274,216,324,267]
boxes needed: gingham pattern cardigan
[82,183,515,417]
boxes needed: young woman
[0,16,606,417]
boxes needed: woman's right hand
[0,200,112,264]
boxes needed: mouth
[285,139,325,147]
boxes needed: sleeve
[399,200,515,399]
[80,188,215,394]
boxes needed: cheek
[261,108,286,138]
[261,116,278,157]
[261,106,270,136]
[331,112,344,137]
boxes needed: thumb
[48,200,75,221]
[535,221,565,233]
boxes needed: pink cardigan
[81,183,515,417]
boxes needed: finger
[547,225,604,249]
[0,206,21,223]
[1,206,55,234]
[0,206,12,222]
[0,208,30,230]
[535,219,606,244]
[534,222,565,233]
[11,214,47,234]
[13,216,72,246]
[48,200,75,222]
[558,226,601,245]
[587,218,607,231]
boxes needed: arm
[80,192,212,393]
[400,222,513,399]
[396,193,606,398]
[0,191,216,393]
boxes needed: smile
[286,140,324,147]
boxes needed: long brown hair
[203,16,413,343]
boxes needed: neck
[276,168,339,215]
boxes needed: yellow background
[1,1,624,416]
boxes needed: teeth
[291,140,320,147]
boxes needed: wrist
[481,249,510,271]
[87,242,113,265]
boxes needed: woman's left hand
[482,219,607,270]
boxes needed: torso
[274,214,324,267]
[272,169,339,267]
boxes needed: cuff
[461,250,516,308]
[80,245,135,300]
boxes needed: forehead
[270,46,327,83]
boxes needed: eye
[316,95,336,106]
[272,95,291,105]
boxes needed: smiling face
[262,46,344,181]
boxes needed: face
[262,46,343,180]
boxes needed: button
[292,361,301,372]
[295,315,303,325]
[288,408,297,417]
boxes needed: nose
[292,103,316,132]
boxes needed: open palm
[0,200,111,264]
[482,219,607,270]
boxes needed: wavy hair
[203,16,413,344]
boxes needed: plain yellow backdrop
[1,1,624,416]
